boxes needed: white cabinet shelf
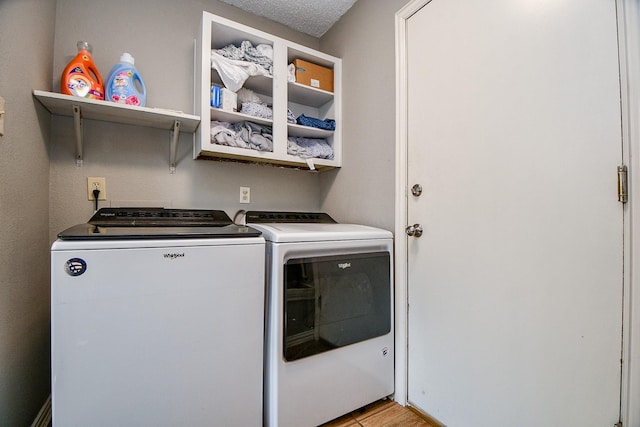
[195,12,341,170]
[287,123,333,139]
[33,90,200,172]
[210,107,273,127]
[288,82,334,107]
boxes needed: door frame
[393,0,639,423]
[618,0,640,424]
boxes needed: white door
[405,1,624,426]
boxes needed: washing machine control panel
[245,211,336,224]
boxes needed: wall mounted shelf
[33,90,200,172]
[195,12,341,171]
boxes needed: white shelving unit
[195,12,341,170]
[33,90,200,172]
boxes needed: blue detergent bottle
[105,53,147,106]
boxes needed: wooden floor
[46,399,436,427]
[320,399,436,427]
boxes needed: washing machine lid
[57,208,262,240]
[246,211,392,243]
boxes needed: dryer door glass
[283,251,391,361]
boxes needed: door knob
[411,184,423,197]
[405,224,423,237]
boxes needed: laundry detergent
[105,53,146,107]
[61,41,104,100]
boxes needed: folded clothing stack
[296,114,336,131]
[240,102,273,119]
[211,41,273,92]
[287,137,334,160]
[238,101,297,124]
[215,41,273,74]
[211,121,273,152]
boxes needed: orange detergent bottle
[60,41,105,100]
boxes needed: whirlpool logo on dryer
[163,252,185,260]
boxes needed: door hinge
[618,165,628,204]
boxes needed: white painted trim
[618,0,640,424]
[394,0,432,408]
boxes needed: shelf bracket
[169,119,182,173]
[72,104,83,166]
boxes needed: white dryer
[51,208,265,426]
[246,211,394,427]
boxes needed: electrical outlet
[87,177,107,201]
[240,186,251,204]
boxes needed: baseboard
[31,394,51,427]
[408,404,446,427]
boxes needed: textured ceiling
[218,0,358,37]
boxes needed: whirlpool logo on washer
[163,252,185,260]
[65,258,87,277]
[338,262,351,269]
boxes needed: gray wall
[49,0,325,242]
[0,0,405,423]
[320,0,408,231]
[0,0,56,425]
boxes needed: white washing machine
[246,211,394,427]
[51,208,265,426]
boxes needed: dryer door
[283,251,391,361]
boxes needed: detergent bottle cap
[77,41,92,53]
[120,53,135,65]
